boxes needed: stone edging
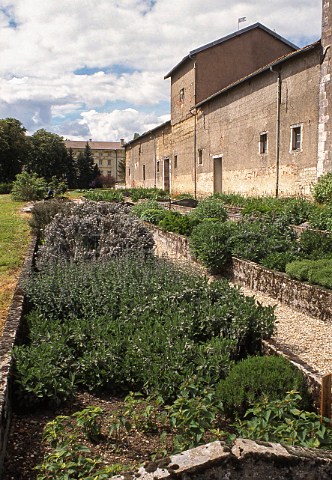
[0,236,37,476]
[111,439,332,479]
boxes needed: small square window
[198,149,203,165]
[291,126,302,151]
[174,155,178,169]
[259,133,268,154]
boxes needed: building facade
[65,140,125,181]
[125,1,332,198]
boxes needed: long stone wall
[0,237,36,477]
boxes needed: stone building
[125,0,332,198]
[65,140,125,181]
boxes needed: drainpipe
[270,66,281,198]
[152,135,157,188]
[115,149,118,182]
[190,57,197,199]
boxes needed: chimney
[120,138,125,146]
[318,0,332,176]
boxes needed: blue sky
[0,0,322,141]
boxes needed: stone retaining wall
[111,439,332,479]
[0,237,36,477]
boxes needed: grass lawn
[0,194,31,333]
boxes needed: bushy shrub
[236,391,332,448]
[210,192,247,207]
[83,189,124,202]
[312,172,332,204]
[28,198,70,238]
[217,356,309,417]
[36,201,154,269]
[189,221,235,273]
[189,196,227,222]
[260,251,299,272]
[11,171,47,201]
[298,229,332,259]
[140,208,168,224]
[0,182,12,194]
[309,203,332,231]
[286,258,332,288]
[131,199,164,218]
[16,255,275,407]
[229,219,297,263]
[158,211,199,236]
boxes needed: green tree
[27,129,69,181]
[0,118,28,182]
[76,143,98,188]
[117,157,126,182]
[66,147,78,188]
[11,171,47,201]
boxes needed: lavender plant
[36,201,154,269]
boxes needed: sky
[0,0,323,142]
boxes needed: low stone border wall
[111,439,332,479]
[0,237,36,476]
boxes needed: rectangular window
[198,149,203,165]
[157,161,160,173]
[99,159,103,166]
[179,88,185,102]
[107,171,111,176]
[174,155,178,169]
[143,164,146,181]
[108,159,111,166]
[128,168,131,177]
[259,132,268,154]
[291,125,302,151]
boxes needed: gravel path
[238,285,332,377]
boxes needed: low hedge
[286,258,332,289]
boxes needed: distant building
[125,1,332,198]
[65,140,125,181]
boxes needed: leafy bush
[312,173,332,204]
[11,171,47,201]
[286,258,332,288]
[298,229,332,259]
[189,196,227,222]
[210,192,247,207]
[189,221,235,273]
[140,208,168,224]
[309,203,332,231]
[15,255,275,407]
[158,211,199,236]
[229,219,297,263]
[172,192,194,200]
[131,199,165,218]
[0,182,12,194]
[260,251,299,272]
[36,201,154,269]
[28,198,70,238]
[83,189,124,202]
[48,175,67,195]
[217,356,309,417]
[236,391,332,448]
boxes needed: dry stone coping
[111,439,332,479]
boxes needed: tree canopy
[0,118,28,183]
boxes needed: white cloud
[0,0,323,140]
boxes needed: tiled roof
[124,120,171,146]
[65,140,124,150]
[195,40,321,108]
[164,22,298,79]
